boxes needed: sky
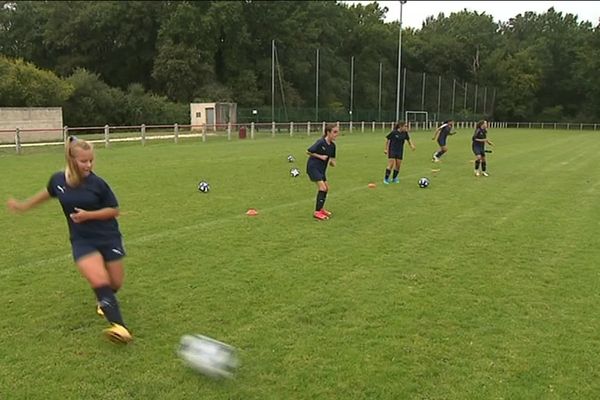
[344,1,600,28]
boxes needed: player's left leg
[392,159,402,183]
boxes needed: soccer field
[1,128,599,399]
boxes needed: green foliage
[0,55,73,106]
[1,2,599,122]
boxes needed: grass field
[1,128,599,399]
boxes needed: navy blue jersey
[438,124,453,142]
[307,137,336,173]
[472,128,487,146]
[47,171,122,242]
[386,129,411,154]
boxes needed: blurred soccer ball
[287,155,295,163]
[418,177,430,188]
[178,334,239,379]
[290,168,300,177]
[198,181,210,193]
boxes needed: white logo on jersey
[56,185,65,193]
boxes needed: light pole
[395,0,406,122]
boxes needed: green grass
[1,128,599,399]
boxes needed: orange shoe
[313,210,329,220]
[321,209,332,217]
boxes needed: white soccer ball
[290,168,300,177]
[198,181,210,193]
[418,177,430,188]
[287,154,295,163]
[178,334,239,379]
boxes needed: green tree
[0,55,73,106]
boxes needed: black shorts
[472,146,485,156]
[71,238,126,262]
[437,138,447,147]
[307,166,326,182]
[388,152,404,160]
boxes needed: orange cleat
[313,210,329,220]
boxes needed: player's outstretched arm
[6,189,51,213]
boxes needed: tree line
[0,1,598,125]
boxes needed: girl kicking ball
[6,137,132,343]
[383,121,415,184]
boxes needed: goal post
[405,111,429,130]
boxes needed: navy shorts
[71,238,126,262]
[437,138,447,147]
[388,152,404,160]
[472,146,485,156]
[307,166,326,182]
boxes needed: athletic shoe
[96,304,104,317]
[321,209,332,217]
[475,170,480,177]
[481,171,489,177]
[383,178,390,185]
[313,211,329,220]
[103,323,132,344]
[392,177,400,184]
[432,152,440,162]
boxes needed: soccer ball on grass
[178,334,239,379]
[418,177,430,188]
[290,168,300,177]
[198,181,210,193]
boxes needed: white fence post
[15,127,21,155]
[271,121,275,137]
[290,121,294,137]
[322,121,326,134]
[307,121,311,136]
[372,121,375,132]
[63,125,68,143]
[174,123,179,143]
[202,124,207,142]
[104,125,110,148]
[349,120,353,133]
[250,122,255,139]
[227,122,231,141]
[141,124,146,146]
[336,121,340,131]
[361,121,364,132]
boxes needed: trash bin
[239,126,247,139]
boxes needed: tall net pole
[271,39,275,123]
[395,1,405,121]
[315,48,319,122]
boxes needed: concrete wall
[0,107,63,143]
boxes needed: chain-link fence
[239,68,496,124]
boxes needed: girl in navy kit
[7,137,132,343]
[306,124,338,220]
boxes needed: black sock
[482,161,487,171]
[94,285,125,326]
[315,190,326,212]
[438,150,445,159]
[475,160,480,170]
[392,169,399,179]
[385,168,391,179]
